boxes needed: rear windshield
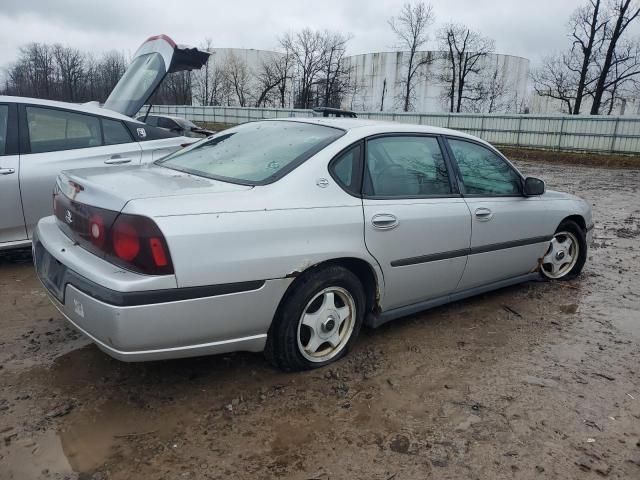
[104,53,166,117]
[158,121,344,184]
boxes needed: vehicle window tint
[26,107,101,153]
[364,136,451,197]
[144,116,158,127]
[0,105,8,155]
[102,119,132,145]
[331,144,361,195]
[158,117,177,130]
[448,139,521,195]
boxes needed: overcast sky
[0,0,603,68]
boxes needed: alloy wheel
[541,231,579,279]
[296,286,356,363]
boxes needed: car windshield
[158,121,344,184]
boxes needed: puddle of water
[59,400,175,473]
[1,430,73,480]
[609,306,640,338]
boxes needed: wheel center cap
[322,316,336,332]
[556,251,565,261]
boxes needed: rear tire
[540,220,587,281]
[265,265,365,371]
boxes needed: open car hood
[103,35,209,118]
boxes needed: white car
[34,118,593,371]
[0,35,209,249]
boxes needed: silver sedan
[33,118,593,371]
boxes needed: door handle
[474,207,493,221]
[0,168,15,175]
[371,213,399,230]
[104,155,132,165]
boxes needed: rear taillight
[112,219,140,261]
[54,190,173,275]
[106,214,173,275]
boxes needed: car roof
[0,95,141,123]
[270,117,486,144]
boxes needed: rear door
[0,103,27,244]
[445,137,549,290]
[362,134,471,311]
[18,105,142,237]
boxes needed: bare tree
[53,45,85,102]
[318,32,352,107]
[591,0,640,113]
[596,38,640,113]
[438,23,495,113]
[478,60,519,113]
[193,38,215,106]
[222,51,252,107]
[531,54,579,113]
[153,71,193,105]
[388,2,436,111]
[254,52,292,107]
[280,29,327,108]
[569,0,607,113]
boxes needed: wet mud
[1,160,639,479]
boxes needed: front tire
[540,220,587,280]
[265,265,365,371]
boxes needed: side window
[26,107,101,154]
[158,117,177,130]
[448,139,521,196]
[0,105,8,155]
[330,144,361,195]
[145,116,158,127]
[364,136,451,197]
[102,119,133,145]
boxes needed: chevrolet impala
[33,118,593,370]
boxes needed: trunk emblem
[65,210,73,224]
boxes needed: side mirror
[523,177,545,196]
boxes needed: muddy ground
[1,159,639,480]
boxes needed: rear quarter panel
[123,130,384,290]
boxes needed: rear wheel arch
[279,257,381,318]
[266,260,373,370]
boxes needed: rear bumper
[33,218,292,362]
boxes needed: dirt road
[1,160,639,480]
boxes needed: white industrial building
[191,47,640,115]
[342,51,530,113]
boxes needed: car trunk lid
[56,164,252,213]
[103,35,209,118]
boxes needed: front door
[0,103,27,244]
[362,135,471,311]
[19,105,142,237]
[446,137,550,291]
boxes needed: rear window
[158,121,344,184]
[102,119,133,145]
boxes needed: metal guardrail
[144,105,640,154]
